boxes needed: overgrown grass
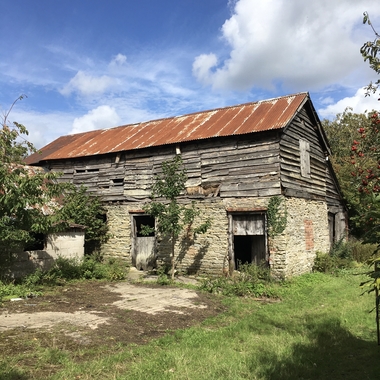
[0,256,129,302]
[2,270,379,379]
[313,238,378,274]
[199,262,276,297]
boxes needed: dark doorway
[328,212,336,249]
[234,235,266,269]
[229,213,267,271]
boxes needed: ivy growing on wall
[267,196,287,238]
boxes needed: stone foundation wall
[102,204,132,260]
[101,196,330,278]
[102,197,271,275]
[270,197,329,278]
[102,200,230,275]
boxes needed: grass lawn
[2,270,380,379]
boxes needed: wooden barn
[26,92,347,278]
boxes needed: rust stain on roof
[26,93,308,164]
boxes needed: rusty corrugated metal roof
[26,92,308,164]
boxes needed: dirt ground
[0,279,225,356]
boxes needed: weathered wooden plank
[221,187,281,197]
[282,188,325,200]
[280,138,325,161]
[222,181,280,192]
[281,171,325,188]
[201,143,279,161]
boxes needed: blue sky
[1,0,380,149]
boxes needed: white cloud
[192,54,218,85]
[9,109,75,149]
[318,88,380,119]
[71,105,121,134]
[193,0,380,92]
[61,71,117,96]
[110,54,127,66]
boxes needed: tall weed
[199,262,276,297]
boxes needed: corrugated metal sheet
[26,92,308,164]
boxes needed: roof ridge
[26,92,309,164]
[76,92,309,135]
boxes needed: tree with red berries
[350,111,380,244]
[356,15,380,330]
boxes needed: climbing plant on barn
[267,196,287,238]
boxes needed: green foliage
[0,97,63,256]
[199,262,276,297]
[322,109,373,236]
[0,257,128,303]
[313,252,354,275]
[0,280,42,301]
[0,97,110,260]
[46,256,128,283]
[361,12,380,96]
[267,196,287,237]
[52,185,110,253]
[350,239,377,263]
[312,239,363,274]
[143,155,211,279]
[155,265,172,285]
[151,155,187,200]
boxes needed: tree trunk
[171,233,176,280]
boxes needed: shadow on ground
[0,364,29,380]
[250,316,380,380]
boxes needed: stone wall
[102,197,270,276]
[269,197,330,278]
[102,200,230,275]
[101,196,330,278]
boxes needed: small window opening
[134,215,155,237]
[76,169,86,174]
[24,232,45,251]
[112,178,124,186]
[87,168,99,173]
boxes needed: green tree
[361,11,380,97]
[356,14,380,319]
[0,96,62,256]
[0,97,109,263]
[53,185,110,254]
[142,155,210,279]
[322,109,373,235]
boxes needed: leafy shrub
[312,238,378,274]
[312,251,354,274]
[0,280,42,303]
[330,238,353,260]
[350,239,377,263]
[156,265,172,285]
[0,256,129,303]
[199,262,276,297]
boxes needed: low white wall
[4,230,85,279]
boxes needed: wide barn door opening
[229,213,267,270]
[132,215,156,271]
